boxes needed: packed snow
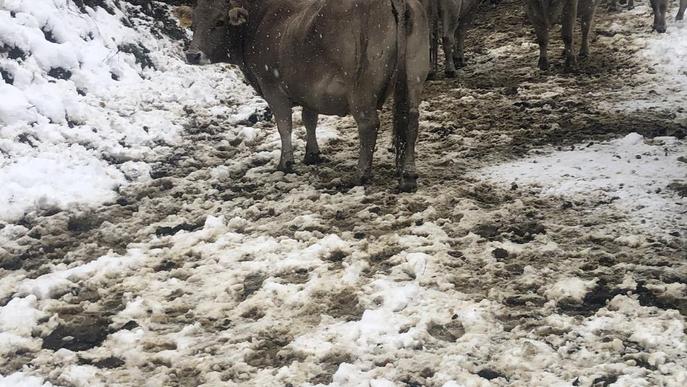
[479,132,687,233]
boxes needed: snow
[478,133,687,233]
[0,0,266,222]
[0,372,52,387]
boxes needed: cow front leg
[527,0,550,70]
[396,105,419,193]
[270,101,295,173]
[579,1,597,59]
[353,109,380,186]
[627,0,634,9]
[678,0,686,21]
[302,108,323,164]
[442,34,457,78]
[562,0,579,70]
[454,26,467,68]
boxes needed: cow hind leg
[579,2,596,59]
[267,97,295,173]
[561,0,579,70]
[442,33,458,78]
[527,1,550,70]
[453,26,467,68]
[678,0,686,20]
[302,108,323,165]
[351,108,379,186]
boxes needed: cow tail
[391,0,410,164]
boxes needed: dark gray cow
[423,0,482,78]
[186,0,430,192]
[651,0,669,32]
[527,0,600,70]
[612,0,683,32]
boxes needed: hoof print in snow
[117,320,140,331]
[154,222,202,237]
[592,375,618,387]
[559,280,623,316]
[427,320,465,342]
[239,273,266,301]
[667,182,687,197]
[118,43,155,70]
[42,26,59,43]
[277,268,310,284]
[491,247,509,260]
[67,213,102,233]
[0,255,22,270]
[473,223,500,239]
[322,289,364,321]
[240,306,265,320]
[309,352,354,385]
[75,0,116,15]
[48,67,72,80]
[79,356,125,369]
[507,221,546,243]
[477,368,505,380]
[154,259,180,272]
[0,43,27,61]
[325,249,347,262]
[244,333,302,369]
[42,316,110,351]
[0,67,14,85]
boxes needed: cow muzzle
[185,50,206,65]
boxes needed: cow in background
[527,0,600,70]
[423,0,483,78]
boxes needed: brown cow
[186,0,430,192]
[527,0,600,70]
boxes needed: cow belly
[287,75,351,116]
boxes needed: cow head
[650,0,669,33]
[185,0,249,65]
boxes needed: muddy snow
[0,0,686,386]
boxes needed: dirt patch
[42,315,111,352]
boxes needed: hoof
[398,174,417,193]
[355,173,373,187]
[444,70,457,78]
[538,57,549,71]
[304,153,327,165]
[426,71,437,81]
[564,55,578,70]
[454,58,466,68]
[578,50,589,60]
[277,160,295,174]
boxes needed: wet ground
[1,1,685,386]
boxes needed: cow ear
[228,7,248,26]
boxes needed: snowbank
[0,0,263,222]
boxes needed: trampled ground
[0,1,685,386]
